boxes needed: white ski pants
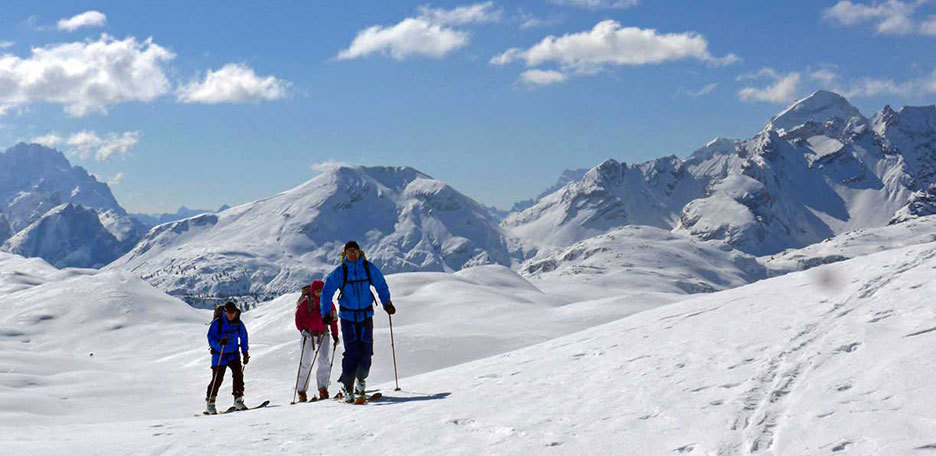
[297,333,333,392]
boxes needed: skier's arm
[329,318,339,340]
[320,267,341,317]
[239,323,249,356]
[207,320,223,352]
[370,264,392,306]
[294,299,304,332]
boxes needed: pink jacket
[295,280,338,339]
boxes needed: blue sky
[0,0,934,213]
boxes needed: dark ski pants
[206,356,244,399]
[338,318,373,387]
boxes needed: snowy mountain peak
[109,164,513,306]
[583,158,625,186]
[768,90,866,136]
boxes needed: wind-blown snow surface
[6,239,936,453]
[762,214,936,276]
[108,165,513,306]
[520,225,765,294]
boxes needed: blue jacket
[320,257,391,323]
[207,316,249,367]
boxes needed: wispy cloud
[737,65,936,103]
[337,3,498,61]
[311,160,352,172]
[687,83,719,98]
[107,172,124,185]
[0,41,13,49]
[822,0,931,35]
[417,2,502,25]
[738,69,801,103]
[519,69,568,86]
[57,11,107,32]
[31,133,63,147]
[517,9,562,29]
[66,130,141,161]
[549,0,639,9]
[0,34,174,116]
[177,63,290,104]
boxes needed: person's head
[301,285,310,296]
[311,279,325,298]
[224,301,239,321]
[343,241,361,262]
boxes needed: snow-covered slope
[131,205,230,228]
[5,231,936,454]
[520,225,765,294]
[0,143,145,267]
[108,165,514,306]
[761,214,936,277]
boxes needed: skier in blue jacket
[204,301,250,414]
[320,241,395,404]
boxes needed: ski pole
[291,334,307,404]
[325,336,339,387]
[388,313,401,391]
[208,322,226,402]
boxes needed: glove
[220,337,229,346]
[301,329,311,338]
[322,314,335,325]
[384,301,396,315]
[243,353,250,365]
[332,334,340,345]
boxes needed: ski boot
[205,397,218,415]
[341,381,355,403]
[354,380,367,405]
[318,387,329,400]
[298,391,308,403]
[233,396,248,411]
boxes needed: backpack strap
[336,260,374,301]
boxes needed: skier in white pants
[295,280,339,402]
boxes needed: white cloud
[337,18,469,60]
[177,63,290,104]
[518,13,561,30]
[311,160,352,172]
[66,130,140,161]
[57,11,107,32]
[835,71,936,98]
[0,42,13,49]
[31,133,63,147]
[921,15,936,35]
[738,70,802,103]
[519,69,568,86]
[491,20,739,73]
[687,83,718,98]
[810,69,839,84]
[336,3,504,61]
[0,34,174,116]
[822,0,923,35]
[736,68,782,81]
[107,172,123,185]
[417,2,502,25]
[549,0,639,9]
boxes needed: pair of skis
[295,391,383,405]
[198,400,270,416]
